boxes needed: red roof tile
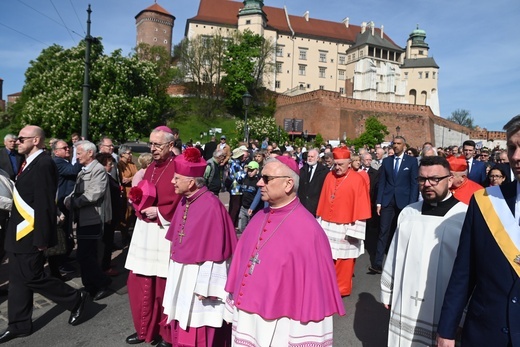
[136,2,174,19]
[189,0,398,46]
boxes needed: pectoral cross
[178,230,185,244]
[249,253,261,275]
[410,291,425,307]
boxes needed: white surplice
[381,200,467,346]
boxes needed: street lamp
[242,91,252,143]
[396,125,401,137]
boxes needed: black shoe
[125,332,145,344]
[69,290,88,326]
[93,288,111,301]
[0,329,31,343]
[157,340,172,347]
[368,265,382,274]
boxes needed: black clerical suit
[5,151,79,334]
[298,163,328,216]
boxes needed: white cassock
[381,199,468,346]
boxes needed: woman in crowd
[118,145,138,245]
[132,152,153,187]
[487,166,506,187]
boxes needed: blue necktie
[393,157,400,178]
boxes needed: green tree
[448,109,474,129]
[12,40,167,142]
[222,30,274,112]
[235,115,287,145]
[175,33,228,119]
[352,116,389,148]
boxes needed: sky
[1,0,519,131]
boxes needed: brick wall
[274,89,480,147]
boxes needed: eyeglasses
[417,175,451,186]
[123,152,132,156]
[489,175,504,179]
[17,136,36,143]
[261,175,290,184]
[56,146,70,150]
[148,142,170,149]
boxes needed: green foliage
[222,30,274,112]
[352,116,389,149]
[448,109,474,129]
[235,113,287,146]
[11,40,168,143]
[314,133,324,147]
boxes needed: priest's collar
[185,186,208,203]
[269,196,298,212]
[422,194,459,216]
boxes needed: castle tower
[238,0,267,36]
[135,2,175,54]
[401,26,440,116]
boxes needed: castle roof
[136,2,175,20]
[347,28,404,52]
[402,57,439,69]
[187,0,399,46]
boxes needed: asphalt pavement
[0,193,390,346]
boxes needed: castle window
[404,72,409,79]
[163,30,167,34]
[299,65,306,76]
[319,85,325,90]
[155,28,158,32]
[299,84,305,90]
[276,46,284,57]
[425,72,429,79]
[339,55,346,65]
[276,62,282,73]
[419,50,424,55]
[433,72,436,79]
[419,72,423,79]
[246,20,251,25]
[338,70,345,80]
[319,67,326,78]
[153,37,157,42]
[164,40,168,44]
[275,81,281,88]
[299,49,307,60]
[339,87,345,94]
[360,50,364,57]
[319,51,327,63]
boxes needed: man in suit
[370,136,418,274]
[437,115,520,347]
[298,148,329,216]
[65,141,112,301]
[0,126,87,343]
[50,139,81,278]
[203,136,217,161]
[463,140,487,185]
[0,134,24,180]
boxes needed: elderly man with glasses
[316,147,372,297]
[224,156,345,345]
[124,126,181,347]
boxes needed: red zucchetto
[332,147,351,160]
[447,155,467,172]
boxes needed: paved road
[0,193,390,346]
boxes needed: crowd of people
[0,116,517,346]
